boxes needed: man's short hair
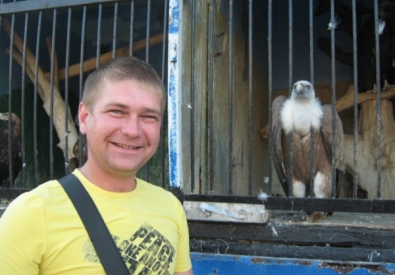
[82,56,166,114]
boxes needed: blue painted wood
[167,0,181,188]
[191,253,395,275]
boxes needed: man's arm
[175,269,194,275]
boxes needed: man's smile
[113,142,141,150]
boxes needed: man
[0,57,193,275]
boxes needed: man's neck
[79,165,137,192]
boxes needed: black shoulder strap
[58,174,129,275]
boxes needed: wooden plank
[185,195,395,213]
[188,221,395,248]
[184,201,270,223]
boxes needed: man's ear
[78,102,89,135]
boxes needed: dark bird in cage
[315,0,395,93]
[271,81,345,222]
[0,112,22,187]
[358,0,395,93]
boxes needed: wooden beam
[190,239,395,264]
[51,33,164,81]
[184,194,395,213]
[188,221,395,248]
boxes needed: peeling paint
[168,0,181,188]
[250,257,270,264]
[192,253,395,274]
[298,260,313,266]
[319,262,393,275]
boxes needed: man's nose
[121,116,142,136]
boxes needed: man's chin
[109,161,147,174]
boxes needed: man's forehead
[91,78,164,114]
[103,78,160,92]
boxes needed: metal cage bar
[49,8,57,180]
[351,0,359,198]
[33,11,42,184]
[287,0,294,197]
[20,12,28,185]
[330,0,337,197]
[228,0,234,195]
[267,0,273,195]
[373,0,382,199]
[247,0,253,195]
[64,7,72,175]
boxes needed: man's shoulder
[10,180,65,207]
[29,179,65,197]
[137,178,171,194]
[2,180,65,219]
[136,178,182,204]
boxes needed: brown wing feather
[271,96,289,196]
[320,105,345,171]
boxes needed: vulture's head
[291,80,315,103]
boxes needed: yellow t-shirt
[0,170,192,274]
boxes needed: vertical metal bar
[21,12,28,186]
[33,11,42,184]
[228,0,234,195]
[267,0,273,194]
[247,0,253,195]
[309,0,315,197]
[64,7,72,175]
[0,1,1,46]
[145,0,152,182]
[208,0,214,192]
[330,0,337,197]
[190,0,196,192]
[49,9,57,180]
[309,0,314,83]
[161,0,169,82]
[79,8,88,82]
[96,3,102,69]
[168,0,182,189]
[129,0,135,56]
[373,1,381,198]
[79,6,87,166]
[7,13,15,187]
[287,0,293,197]
[112,2,118,59]
[351,0,359,198]
[160,0,169,188]
[145,0,151,62]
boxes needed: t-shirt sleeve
[174,200,192,273]
[0,192,47,274]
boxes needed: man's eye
[144,115,159,121]
[110,110,122,114]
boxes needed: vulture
[0,112,22,187]
[272,80,345,222]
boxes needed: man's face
[78,79,162,177]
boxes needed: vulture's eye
[294,84,297,89]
